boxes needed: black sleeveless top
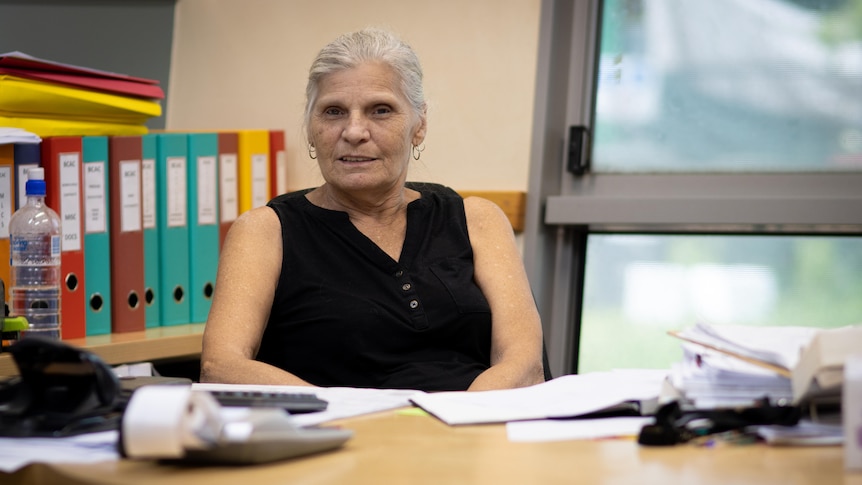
[256,183,492,391]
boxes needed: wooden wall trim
[458,191,526,233]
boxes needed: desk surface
[0,324,205,377]
[5,410,860,485]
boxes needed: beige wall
[167,0,541,193]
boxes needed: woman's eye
[323,107,343,116]
[372,106,392,115]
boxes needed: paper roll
[122,385,250,460]
[122,385,197,459]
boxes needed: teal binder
[155,133,190,326]
[82,136,112,336]
[141,134,161,328]
[187,133,219,323]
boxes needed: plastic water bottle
[9,167,62,339]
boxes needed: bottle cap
[25,167,46,197]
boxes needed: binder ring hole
[128,291,140,309]
[173,286,184,303]
[145,288,155,306]
[66,273,79,292]
[90,294,104,312]
[203,282,214,300]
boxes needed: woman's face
[308,61,426,194]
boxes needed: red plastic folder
[41,136,87,340]
[108,136,146,332]
[0,67,164,100]
[0,51,160,84]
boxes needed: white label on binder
[84,161,107,234]
[59,152,82,251]
[251,153,268,209]
[142,158,156,230]
[166,156,187,228]
[119,160,142,233]
[16,163,37,209]
[197,155,217,226]
[0,166,10,239]
[219,153,238,223]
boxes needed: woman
[200,28,545,391]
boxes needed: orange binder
[0,144,13,307]
[108,136,145,332]
[217,132,238,250]
[41,136,86,339]
[269,129,287,197]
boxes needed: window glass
[594,0,862,172]
[578,234,862,373]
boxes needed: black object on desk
[205,389,329,414]
[0,336,122,437]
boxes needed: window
[524,0,862,376]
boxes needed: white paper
[0,431,119,472]
[679,321,819,370]
[192,383,417,427]
[507,416,654,442]
[0,127,41,145]
[409,369,668,426]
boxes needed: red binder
[217,132,239,251]
[41,136,87,340]
[108,136,146,332]
[0,145,13,307]
[268,129,287,197]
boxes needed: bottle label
[51,235,61,257]
[10,235,62,266]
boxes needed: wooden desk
[4,410,859,485]
[0,324,205,377]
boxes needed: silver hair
[304,28,426,133]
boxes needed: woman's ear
[412,105,428,147]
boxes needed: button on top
[395,270,404,277]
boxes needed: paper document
[507,416,653,442]
[0,430,118,473]
[409,369,668,426]
[192,383,416,427]
[670,321,819,375]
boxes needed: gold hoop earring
[412,143,425,161]
[308,143,317,160]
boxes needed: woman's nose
[342,114,370,143]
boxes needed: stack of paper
[667,321,838,409]
[0,52,163,136]
[409,369,668,426]
[670,343,795,408]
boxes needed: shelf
[0,323,205,377]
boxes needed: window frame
[523,0,862,377]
